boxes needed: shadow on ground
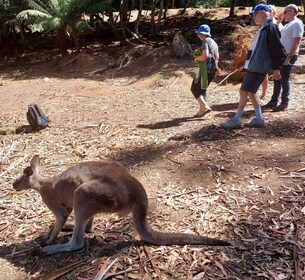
[167,115,305,142]
[137,116,202,130]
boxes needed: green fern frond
[16,9,50,24]
[27,0,51,15]
[47,0,60,15]
[59,0,71,15]
[48,16,63,29]
[72,19,94,31]
[31,21,45,32]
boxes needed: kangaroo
[13,155,231,255]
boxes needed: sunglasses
[284,9,294,14]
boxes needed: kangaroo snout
[13,180,22,191]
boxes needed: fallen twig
[36,259,87,280]
[84,67,108,76]
[103,267,138,279]
[171,189,199,199]
[214,259,228,278]
[94,257,118,280]
[210,68,240,91]
[144,246,162,279]
[280,172,305,179]
[293,223,301,280]
[0,135,23,164]
[164,155,183,165]
[0,155,27,177]
[124,25,152,45]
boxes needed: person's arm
[267,24,287,70]
[283,37,302,65]
[194,42,208,62]
[273,69,281,80]
[214,51,221,76]
[276,12,284,25]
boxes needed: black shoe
[261,101,277,109]
[273,104,288,112]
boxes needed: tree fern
[27,0,52,15]
[14,0,113,54]
[16,9,51,23]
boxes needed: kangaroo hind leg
[62,218,94,233]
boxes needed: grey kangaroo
[13,155,231,255]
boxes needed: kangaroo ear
[30,155,40,172]
[24,166,34,176]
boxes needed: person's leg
[248,92,264,119]
[220,89,248,128]
[201,72,216,102]
[243,91,266,127]
[274,55,297,111]
[232,89,249,121]
[249,91,261,112]
[191,81,210,117]
[262,77,281,109]
[261,74,268,100]
[197,94,208,111]
[221,71,265,129]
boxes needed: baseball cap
[196,24,211,37]
[249,4,270,15]
[285,4,298,13]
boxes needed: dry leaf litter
[0,23,305,280]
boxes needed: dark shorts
[240,71,266,94]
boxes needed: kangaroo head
[13,155,40,191]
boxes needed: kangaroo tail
[132,204,231,246]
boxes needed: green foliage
[175,0,303,8]
[10,0,112,52]
[189,0,215,8]
[16,0,113,32]
[218,0,231,7]
[0,0,27,24]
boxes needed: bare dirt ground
[1,7,305,280]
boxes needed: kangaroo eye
[23,167,34,176]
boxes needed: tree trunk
[181,0,190,15]
[120,0,128,23]
[163,0,169,19]
[172,0,175,9]
[71,26,80,52]
[108,7,125,43]
[155,0,164,35]
[57,28,68,56]
[150,0,156,36]
[19,21,26,43]
[229,0,236,17]
[119,0,128,44]
[134,0,143,35]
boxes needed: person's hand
[216,67,222,76]
[277,12,284,23]
[273,70,281,80]
[283,56,290,66]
